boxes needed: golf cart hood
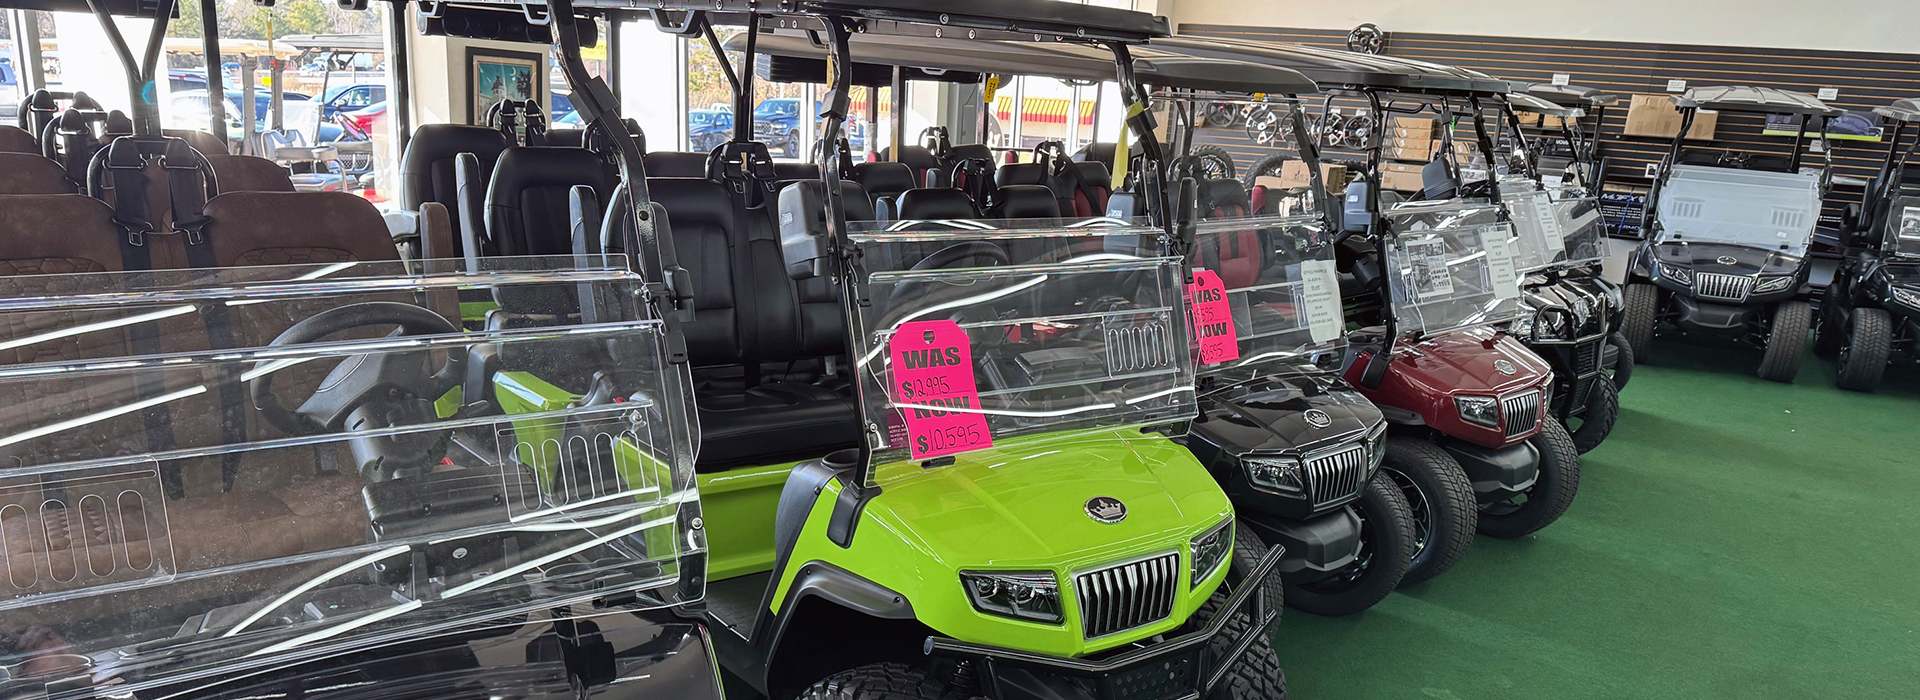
[881,432,1231,564]
[1196,371,1382,455]
[1652,240,1804,276]
[1390,328,1551,396]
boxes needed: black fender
[761,561,932,699]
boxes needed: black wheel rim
[1382,467,1430,556]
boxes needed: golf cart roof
[732,32,1319,96]
[2,0,147,14]
[1521,82,1620,108]
[557,0,1168,41]
[1506,91,1583,118]
[1676,85,1840,117]
[1872,98,1920,123]
[1148,37,1513,95]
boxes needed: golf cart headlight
[1244,456,1304,495]
[1658,262,1693,286]
[961,571,1063,624]
[1190,518,1233,587]
[1365,422,1388,475]
[1455,395,1500,429]
[1890,286,1920,310]
[1753,276,1795,294]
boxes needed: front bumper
[926,545,1284,700]
[1525,332,1610,420]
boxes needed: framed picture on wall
[465,47,544,125]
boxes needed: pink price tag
[888,320,994,460]
[1188,268,1240,365]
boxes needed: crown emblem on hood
[1085,496,1127,524]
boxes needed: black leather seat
[644,175,863,471]
[772,163,820,181]
[644,151,709,178]
[990,184,1061,219]
[852,162,918,219]
[879,145,943,187]
[484,147,616,256]
[401,125,511,257]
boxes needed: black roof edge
[1151,37,1512,96]
[431,0,1167,42]
[1520,82,1620,108]
[1675,85,1840,117]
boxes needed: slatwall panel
[1179,24,1920,238]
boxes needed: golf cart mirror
[1380,199,1528,335]
[0,258,702,697]
[845,216,1196,486]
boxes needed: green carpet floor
[1273,335,1920,700]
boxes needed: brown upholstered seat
[164,129,230,157]
[205,155,295,193]
[0,154,77,195]
[203,191,402,267]
[0,126,37,154]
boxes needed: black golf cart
[0,0,726,698]
[1514,83,1621,198]
[1496,92,1629,452]
[1816,97,1920,391]
[1620,86,1839,382]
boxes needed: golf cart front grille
[1695,273,1754,302]
[1502,390,1543,439]
[1075,553,1179,639]
[1304,442,1369,508]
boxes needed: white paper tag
[1300,259,1344,343]
[1529,195,1566,253]
[1551,73,1571,86]
[1810,139,1827,153]
[1645,162,1660,179]
[1817,87,1839,101]
[1665,79,1687,92]
[1482,227,1521,300]
[1541,173,1565,189]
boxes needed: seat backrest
[0,153,75,194]
[1195,179,1262,289]
[1075,141,1118,171]
[202,191,402,267]
[990,184,1061,219]
[643,178,742,367]
[205,155,295,193]
[401,124,512,212]
[0,125,36,154]
[898,187,981,220]
[0,194,124,276]
[852,161,917,200]
[644,151,710,178]
[485,147,616,256]
[1420,159,1457,200]
[772,162,820,181]
[880,145,943,187]
[164,129,228,156]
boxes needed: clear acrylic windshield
[1654,164,1819,256]
[847,218,1195,486]
[0,258,701,699]
[1500,179,1606,272]
[1382,199,1528,334]
[1886,196,1920,259]
[1189,214,1345,378]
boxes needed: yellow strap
[1111,100,1145,191]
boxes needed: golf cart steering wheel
[249,301,466,441]
[887,242,1013,305]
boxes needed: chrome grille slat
[1075,553,1179,639]
[1695,272,1754,302]
[1502,390,1543,438]
[1302,442,1368,508]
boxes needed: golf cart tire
[1380,437,1476,587]
[1835,307,1891,392]
[1756,300,1812,383]
[1622,283,1659,363]
[1814,281,1846,360]
[1240,154,1289,190]
[1477,420,1581,540]
[1607,332,1635,390]
[796,662,965,700]
[1185,529,1287,700]
[1283,473,1415,616]
[1187,145,1237,180]
[1570,374,1619,455]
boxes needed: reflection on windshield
[1655,165,1819,256]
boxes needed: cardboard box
[1257,160,1349,194]
[1623,94,1718,140]
[1379,162,1426,192]
[1391,116,1439,132]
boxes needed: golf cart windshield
[1886,195,1920,259]
[1501,179,1606,272]
[0,258,701,697]
[846,217,1195,486]
[1189,214,1344,377]
[1381,199,1527,334]
[1654,164,1820,256]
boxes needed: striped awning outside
[995,96,1095,127]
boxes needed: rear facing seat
[851,161,917,219]
[205,155,295,193]
[0,153,75,194]
[485,147,616,255]
[0,125,37,154]
[645,151,711,178]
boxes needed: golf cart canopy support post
[75,0,176,136]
